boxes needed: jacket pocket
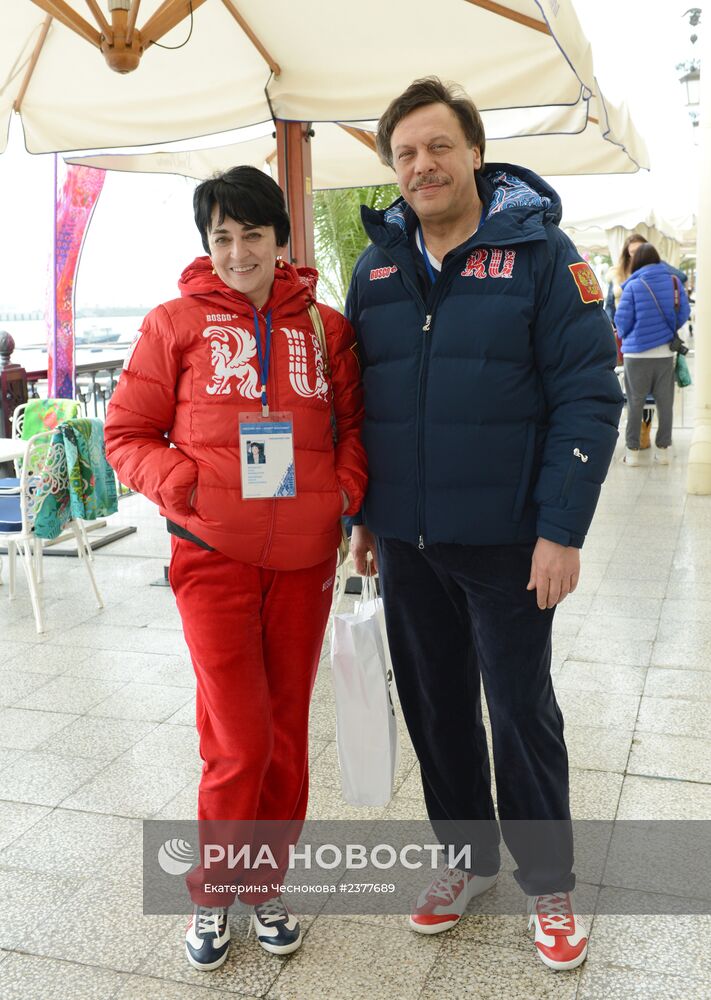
[561,446,588,505]
[512,424,536,523]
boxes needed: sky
[0,0,702,313]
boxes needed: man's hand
[527,538,580,610]
[351,524,378,576]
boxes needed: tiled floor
[1,414,710,999]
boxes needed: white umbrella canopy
[6,0,607,154]
[66,90,648,186]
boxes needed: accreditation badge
[239,412,296,499]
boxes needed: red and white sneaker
[409,866,498,934]
[528,892,588,971]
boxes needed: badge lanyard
[251,306,272,417]
[417,223,438,286]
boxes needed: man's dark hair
[193,165,290,253]
[630,243,661,273]
[376,76,486,170]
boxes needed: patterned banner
[47,159,106,398]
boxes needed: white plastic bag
[330,571,398,806]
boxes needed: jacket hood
[177,255,319,311]
[361,162,562,249]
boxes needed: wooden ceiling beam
[462,0,551,35]
[221,0,281,77]
[29,0,101,48]
[84,0,112,39]
[141,0,210,47]
[338,123,379,154]
[13,14,52,112]
[126,0,142,46]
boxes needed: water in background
[0,314,146,371]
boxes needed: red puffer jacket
[105,257,367,570]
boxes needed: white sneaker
[528,892,588,971]
[623,449,642,466]
[185,905,230,971]
[251,897,302,955]
[655,447,671,465]
[409,866,498,934]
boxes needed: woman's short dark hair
[630,243,661,273]
[193,165,290,253]
[376,76,486,170]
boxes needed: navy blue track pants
[376,537,575,896]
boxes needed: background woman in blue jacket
[615,243,690,465]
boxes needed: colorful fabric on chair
[33,418,118,540]
[20,398,82,440]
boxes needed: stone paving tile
[37,716,157,761]
[0,953,128,1000]
[555,660,647,696]
[588,594,663,620]
[306,783,387,822]
[152,778,199,821]
[587,904,711,981]
[569,769,623,821]
[577,965,708,1000]
[0,668,54,707]
[114,974,263,999]
[85,681,194,723]
[136,912,281,996]
[0,747,21,773]
[0,807,142,878]
[62,756,192,819]
[617,774,711,820]
[15,675,126,713]
[563,727,633,774]
[628,732,711,783]
[568,636,653,667]
[596,576,668,599]
[53,622,189,657]
[0,801,51,851]
[0,644,91,676]
[0,640,34,668]
[61,649,194,688]
[18,877,177,974]
[656,618,711,644]
[576,614,659,642]
[650,639,711,670]
[636,696,711,739]
[0,707,78,750]
[268,915,441,1000]
[0,751,108,807]
[660,597,711,623]
[0,867,83,950]
[163,698,196,726]
[555,690,641,731]
[644,667,711,701]
[417,939,580,1000]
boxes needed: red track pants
[169,537,336,905]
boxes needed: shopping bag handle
[361,552,378,603]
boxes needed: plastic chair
[0,419,115,633]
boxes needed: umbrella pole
[275,120,315,269]
[687,22,711,494]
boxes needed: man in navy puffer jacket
[346,78,623,972]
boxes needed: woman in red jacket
[105,167,367,971]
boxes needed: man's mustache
[410,176,450,192]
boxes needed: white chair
[0,428,104,633]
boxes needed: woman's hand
[351,524,378,575]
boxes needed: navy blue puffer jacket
[345,164,623,549]
[616,262,691,354]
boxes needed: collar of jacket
[622,262,676,289]
[176,256,318,317]
[361,162,561,257]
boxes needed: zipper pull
[573,447,588,463]
[422,314,432,332]
[418,534,425,550]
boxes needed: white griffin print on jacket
[202,326,329,401]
